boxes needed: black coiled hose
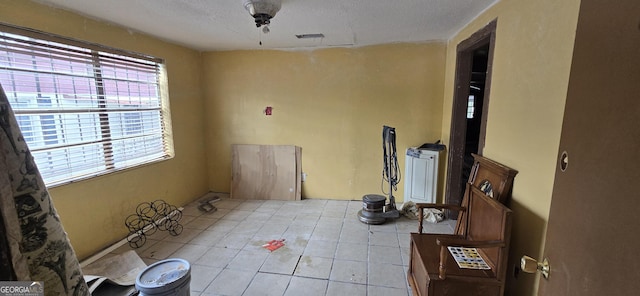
[381,125,401,195]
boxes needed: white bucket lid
[136,258,191,293]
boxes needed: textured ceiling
[34,0,498,51]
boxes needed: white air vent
[295,33,325,39]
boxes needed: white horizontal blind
[0,24,174,186]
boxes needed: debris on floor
[82,250,147,296]
[198,195,220,213]
[400,201,444,223]
[400,201,420,219]
[262,239,286,252]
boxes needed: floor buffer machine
[357,125,401,224]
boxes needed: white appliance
[404,148,441,204]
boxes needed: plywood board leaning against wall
[231,144,302,200]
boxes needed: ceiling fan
[243,0,281,28]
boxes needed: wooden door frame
[445,20,497,209]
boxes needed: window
[0,24,174,187]
[467,95,475,119]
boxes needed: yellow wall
[0,0,210,259]
[1,5,585,296]
[441,0,581,294]
[202,44,447,200]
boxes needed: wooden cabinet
[404,149,441,204]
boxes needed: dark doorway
[463,44,489,183]
[445,20,496,213]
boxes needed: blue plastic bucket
[135,258,191,296]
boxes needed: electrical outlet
[301,172,307,182]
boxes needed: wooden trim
[445,20,497,214]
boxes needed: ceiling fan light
[243,0,281,18]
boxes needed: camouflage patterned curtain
[0,83,89,295]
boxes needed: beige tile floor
[111,196,456,296]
